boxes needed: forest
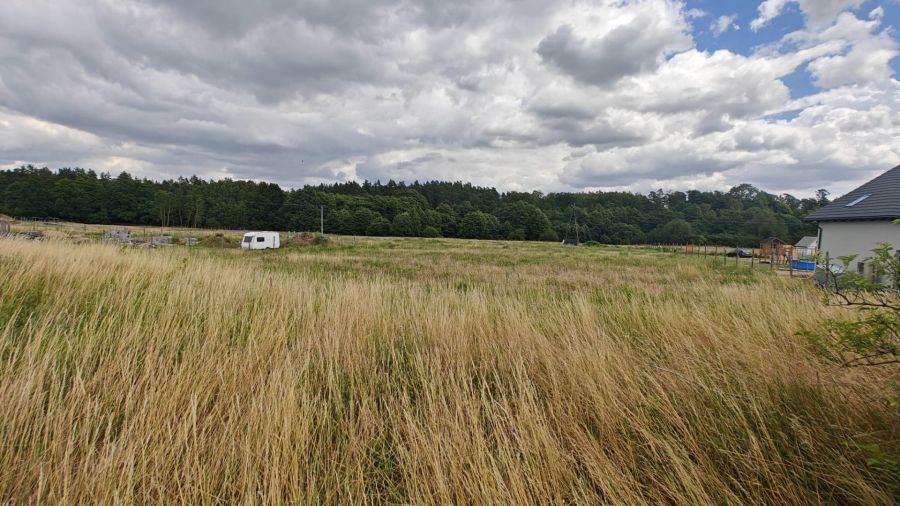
[0,165,829,246]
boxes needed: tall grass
[0,237,897,504]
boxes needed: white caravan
[241,232,281,250]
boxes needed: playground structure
[759,237,794,264]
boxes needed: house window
[857,262,865,275]
[845,194,871,207]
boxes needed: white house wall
[819,221,900,262]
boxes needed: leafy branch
[803,242,899,368]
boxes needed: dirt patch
[289,232,318,245]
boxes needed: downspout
[816,224,823,257]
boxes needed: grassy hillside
[0,235,897,504]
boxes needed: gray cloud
[0,0,897,195]
[535,11,691,87]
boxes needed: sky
[0,0,898,198]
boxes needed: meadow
[0,229,897,504]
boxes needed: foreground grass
[0,236,897,504]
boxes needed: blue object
[791,260,815,271]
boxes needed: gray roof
[805,165,900,222]
[795,236,817,248]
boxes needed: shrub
[538,228,559,242]
[421,226,442,238]
[506,229,526,241]
[801,243,899,368]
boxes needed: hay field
[0,235,897,504]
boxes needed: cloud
[751,0,791,31]
[751,0,865,31]
[0,0,896,196]
[711,15,739,36]
[784,11,898,90]
[685,8,707,19]
[535,1,691,87]
[808,33,899,88]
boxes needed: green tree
[648,219,695,244]
[329,209,353,235]
[538,228,559,242]
[494,201,552,240]
[459,211,495,239]
[5,179,52,217]
[391,212,421,236]
[350,208,379,235]
[507,229,526,241]
[154,190,177,227]
[366,217,392,236]
[421,226,442,237]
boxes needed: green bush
[538,228,559,242]
[506,229,526,241]
[801,243,898,368]
[421,226,442,238]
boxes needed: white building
[241,231,281,250]
[794,236,818,259]
[805,165,900,281]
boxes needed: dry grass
[0,235,897,504]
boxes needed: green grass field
[0,230,897,504]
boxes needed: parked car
[724,248,753,258]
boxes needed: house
[760,237,791,261]
[804,165,900,280]
[794,236,818,258]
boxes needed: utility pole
[319,205,324,235]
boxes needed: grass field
[0,231,898,504]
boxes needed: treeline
[0,165,828,246]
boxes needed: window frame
[845,194,871,207]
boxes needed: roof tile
[804,165,900,221]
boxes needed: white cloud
[751,0,866,31]
[782,11,899,90]
[711,15,739,36]
[808,32,899,88]
[685,8,707,19]
[751,0,791,31]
